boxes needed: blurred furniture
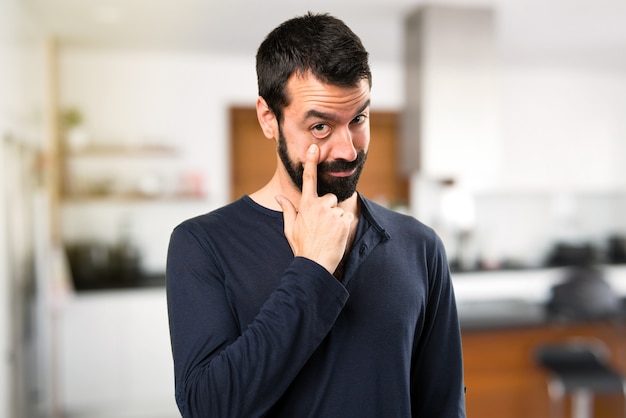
[546,265,621,322]
[462,321,626,418]
[534,338,626,418]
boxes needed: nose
[328,127,358,162]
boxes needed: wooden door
[230,107,408,206]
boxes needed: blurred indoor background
[1,0,625,417]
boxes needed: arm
[410,234,466,417]
[167,231,348,417]
[168,144,352,417]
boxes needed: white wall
[411,7,501,189]
[0,0,48,416]
[0,6,13,413]
[468,54,626,266]
[499,63,626,192]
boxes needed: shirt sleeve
[166,222,349,418]
[410,233,467,417]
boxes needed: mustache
[317,151,366,173]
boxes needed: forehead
[284,73,370,119]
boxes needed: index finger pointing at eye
[301,144,319,199]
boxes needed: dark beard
[277,126,367,202]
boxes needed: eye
[311,123,331,139]
[352,114,368,125]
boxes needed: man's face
[277,125,367,202]
[276,74,371,202]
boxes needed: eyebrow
[304,99,371,123]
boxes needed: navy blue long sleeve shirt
[166,195,465,417]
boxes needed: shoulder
[170,196,284,253]
[360,196,451,288]
[360,196,448,274]
[174,196,267,234]
[360,196,441,247]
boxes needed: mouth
[323,168,357,178]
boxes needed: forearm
[168,257,349,417]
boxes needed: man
[167,12,465,417]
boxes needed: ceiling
[22,0,626,66]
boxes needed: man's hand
[276,144,354,274]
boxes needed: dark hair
[256,12,371,124]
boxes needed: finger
[275,195,297,232]
[275,195,299,256]
[301,144,319,200]
[321,193,338,208]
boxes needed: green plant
[61,108,83,129]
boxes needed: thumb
[275,195,298,256]
[275,195,297,232]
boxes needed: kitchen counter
[458,299,547,329]
[453,264,626,329]
[72,273,165,291]
[458,265,626,417]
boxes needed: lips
[324,169,357,178]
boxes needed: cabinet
[59,289,180,417]
[462,321,626,418]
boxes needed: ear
[256,96,278,139]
